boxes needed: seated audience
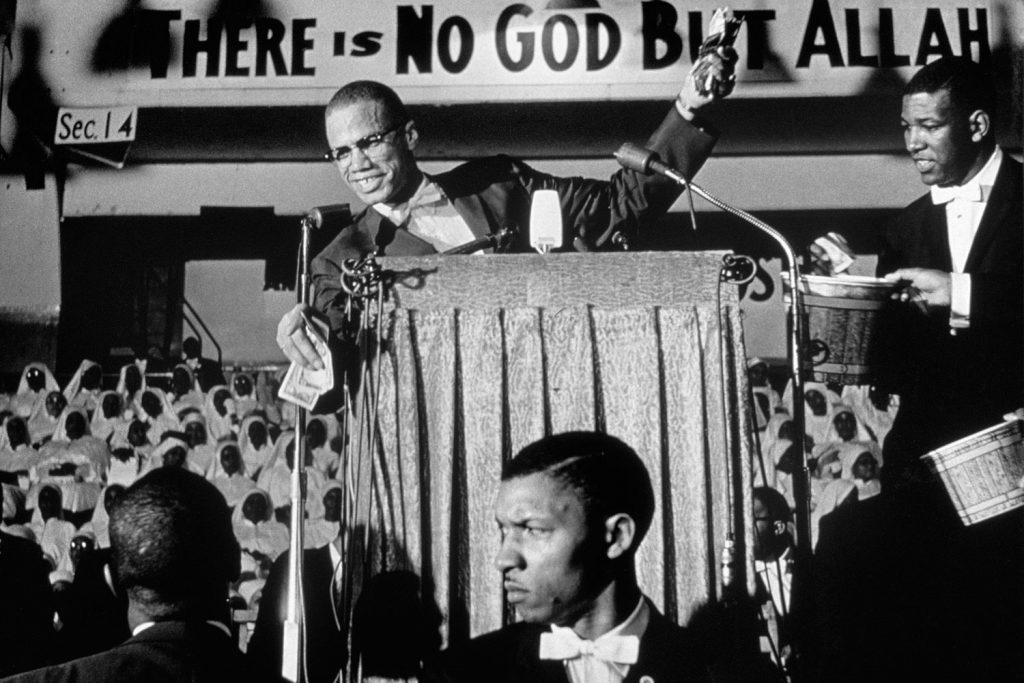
[211,441,258,509]
[28,390,67,447]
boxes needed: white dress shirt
[372,176,477,253]
[930,147,1002,329]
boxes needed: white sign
[24,0,1021,107]
[54,107,138,145]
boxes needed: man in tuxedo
[276,47,737,372]
[875,56,1022,481]
[838,56,1022,681]
[442,431,712,683]
[1,468,254,683]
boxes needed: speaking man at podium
[276,46,738,372]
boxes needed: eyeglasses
[324,122,406,165]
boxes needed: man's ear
[968,109,990,143]
[772,520,788,537]
[604,513,637,560]
[404,120,419,151]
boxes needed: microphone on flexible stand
[614,143,690,186]
[616,141,815,659]
[302,203,352,230]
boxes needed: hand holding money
[278,312,334,411]
[277,304,325,370]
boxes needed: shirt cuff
[950,272,971,329]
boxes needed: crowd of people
[0,351,347,647]
[747,358,897,549]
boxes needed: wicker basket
[783,274,897,385]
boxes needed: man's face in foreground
[493,472,605,626]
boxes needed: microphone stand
[282,211,318,683]
[616,145,813,679]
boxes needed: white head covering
[11,362,60,418]
[821,403,875,444]
[203,385,238,441]
[63,359,102,409]
[811,478,858,548]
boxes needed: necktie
[382,185,446,226]
[539,628,640,668]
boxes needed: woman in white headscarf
[211,440,258,508]
[257,431,325,516]
[839,442,883,501]
[811,478,858,549]
[238,414,273,480]
[203,385,238,441]
[230,373,261,420]
[304,479,344,550]
[27,390,67,447]
[143,432,205,477]
[232,488,289,561]
[32,409,102,484]
[169,363,205,415]
[10,362,60,419]
[116,361,147,420]
[78,483,126,549]
[180,410,216,478]
[781,380,840,449]
[89,391,125,445]
[840,384,897,447]
[63,359,103,416]
[0,415,39,482]
[29,483,77,574]
[138,388,180,443]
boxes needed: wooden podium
[341,251,756,646]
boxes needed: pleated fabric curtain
[342,252,756,647]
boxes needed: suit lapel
[964,155,1020,272]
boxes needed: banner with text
[23,0,1023,106]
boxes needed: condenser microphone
[529,190,563,254]
[304,203,352,229]
[614,143,689,186]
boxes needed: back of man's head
[905,56,996,121]
[182,336,201,359]
[326,80,410,126]
[502,431,655,554]
[110,468,239,620]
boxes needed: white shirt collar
[132,619,231,638]
[372,175,447,226]
[930,147,1002,204]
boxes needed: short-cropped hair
[502,431,655,551]
[325,80,410,127]
[905,56,996,121]
[110,468,238,617]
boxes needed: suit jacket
[310,107,718,339]
[0,621,254,683]
[439,599,714,683]
[247,545,345,683]
[876,153,1023,466]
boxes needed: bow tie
[930,183,991,204]
[539,628,640,666]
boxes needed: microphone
[303,203,352,229]
[529,189,563,254]
[614,143,689,186]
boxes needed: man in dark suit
[829,56,1022,681]
[276,48,737,371]
[1,468,255,683]
[441,431,712,683]
[875,55,1022,482]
